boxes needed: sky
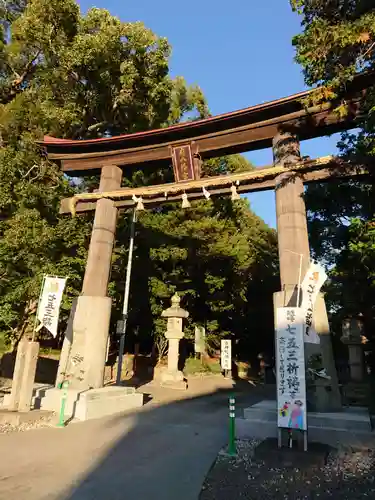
[78,0,340,228]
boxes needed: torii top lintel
[41,72,373,176]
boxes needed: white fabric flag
[37,276,67,338]
[301,262,327,344]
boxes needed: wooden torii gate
[41,72,372,397]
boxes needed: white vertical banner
[276,307,307,431]
[221,339,232,370]
[37,276,67,338]
[301,262,327,344]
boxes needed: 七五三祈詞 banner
[276,307,307,431]
[37,276,67,338]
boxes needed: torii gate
[41,72,372,401]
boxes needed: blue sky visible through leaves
[78,0,341,228]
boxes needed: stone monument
[340,316,368,405]
[4,337,40,413]
[160,293,189,390]
[341,316,365,382]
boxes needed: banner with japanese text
[221,339,232,370]
[301,262,327,344]
[37,276,67,338]
[276,307,307,431]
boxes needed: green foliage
[0,331,8,356]
[291,0,375,87]
[110,154,278,354]
[291,1,375,337]
[0,1,278,358]
[183,356,222,376]
[0,0,208,345]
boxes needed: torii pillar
[57,164,122,390]
[273,130,341,410]
[39,163,143,421]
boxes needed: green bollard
[57,380,69,428]
[228,394,236,456]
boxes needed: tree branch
[0,50,41,105]
[87,121,108,133]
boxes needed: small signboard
[171,144,199,183]
[221,339,232,370]
[276,307,307,431]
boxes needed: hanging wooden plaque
[171,143,201,183]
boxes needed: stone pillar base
[7,338,28,411]
[32,386,143,421]
[160,368,187,390]
[7,340,40,413]
[18,341,40,412]
[62,295,112,391]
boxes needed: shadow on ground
[60,382,272,500]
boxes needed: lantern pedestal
[160,294,189,390]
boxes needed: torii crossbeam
[60,155,369,215]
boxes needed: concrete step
[32,385,144,421]
[2,384,53,409]
[243,400,372,433]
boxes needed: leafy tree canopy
[0,0,278,358]
[0,0,207,345]
[291,0,375,333]
[111,156,278,356]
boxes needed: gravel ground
[0,412,56,434]
[0,377,56,434]
[200,439,375,499]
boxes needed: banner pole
[296,253,303,307]
[116,209,137,385]
[32,275,46,342]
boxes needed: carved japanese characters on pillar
[171,142,201,183]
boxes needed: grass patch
[39,347,61,358]
[183,356,222,375]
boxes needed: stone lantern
[160,293,189,390]
[341,316,365,382]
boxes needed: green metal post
[228,394,236,456]
[57,380,69,428]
